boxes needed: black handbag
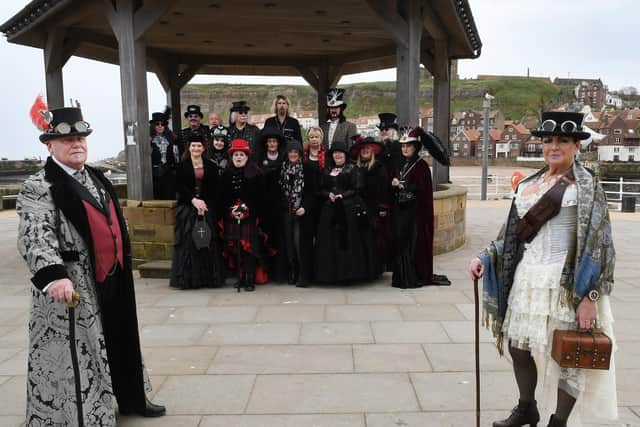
[192,215,212,250]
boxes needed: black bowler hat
[38,107,93,143]
[184,105,204,118]
[377,112,399,130]
[328,140,349,157]
[326,88,346,109]
[230,101,251,113]
[531,111,590,140]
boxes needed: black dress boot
[493,399,540,427]
[546,415,567,427]
[244,272,256,292]
[288,261,297,285]
[120,398,166,417]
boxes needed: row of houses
[586,108,640,162]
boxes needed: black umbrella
[422,131,450,166]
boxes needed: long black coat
[358,161,391,276]
[264,115,303,143]
[17,158,148,424]
[314,163,373,283]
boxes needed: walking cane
[473,277,481,427]
[66,291,83,426]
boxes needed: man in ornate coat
[17,99,165,426]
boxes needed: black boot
[288,261,297,285]
[546,415,567,427]
[493,399,540,427]
[244,272,256,292]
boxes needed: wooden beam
[134,0,177,40]
[365,0,409,48]
[44,27,66,72]
[432,39,451,185]
[109,0,153,200]
[421,0,446,40]
[296,65,319,91]
[328,64,342,88]
[176,64,201,88]
[171,53,317,67]
[395,0,421,126]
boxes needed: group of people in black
[150,89,447,292]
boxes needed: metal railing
[454,175,513,200]
[601,177,640,211]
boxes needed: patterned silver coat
[17,159,149,426]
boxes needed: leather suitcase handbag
[551,329,612,370]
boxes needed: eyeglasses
[540,119,579,134]
[53,121,91,134]
[154,122,165,126]
[237,111,248,115]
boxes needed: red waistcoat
[82,199,124,283]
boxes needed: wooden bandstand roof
[1,0,481,77]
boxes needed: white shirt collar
[51,155,84,176]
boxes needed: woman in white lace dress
[469,112,617,427]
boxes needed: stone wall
[122,200,176,267]
[433,184,467,255]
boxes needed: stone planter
[433,184,467,255]
[122,199,176,267]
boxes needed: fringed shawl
[480,162,615,354]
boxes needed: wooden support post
[155,62,201,131]
[106,0,153,200]
[395,0,421,126]
[43,27,67,108]
[432,40,451,186]
[298,62,341,128]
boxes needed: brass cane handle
[66,291,81,308]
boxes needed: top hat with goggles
[531,111,590,140]
[36,106,93,143]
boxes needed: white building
[598,145,638,162]
[606,94,623,109]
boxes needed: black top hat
[230,101,251,113]
[326,88,346,109]
[149,112,168,125]
[260,127,285,146]
[39,107,93,143]
[184,105,203,118]
[531,111,590,140]
[377,112,399,130]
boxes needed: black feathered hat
[531,111,590,140]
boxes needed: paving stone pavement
[1,202,639,427]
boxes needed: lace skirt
[502,256,618,426]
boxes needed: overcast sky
[1,0,638,161]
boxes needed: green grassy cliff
[183,77,561,121]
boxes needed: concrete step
[138,260,171,278]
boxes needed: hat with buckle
[30,96,93,143]
[531,111,590,140]
[326,88,346,109]
[184,104,204,118]
[230,101,251,113]
[377,112,399,130]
